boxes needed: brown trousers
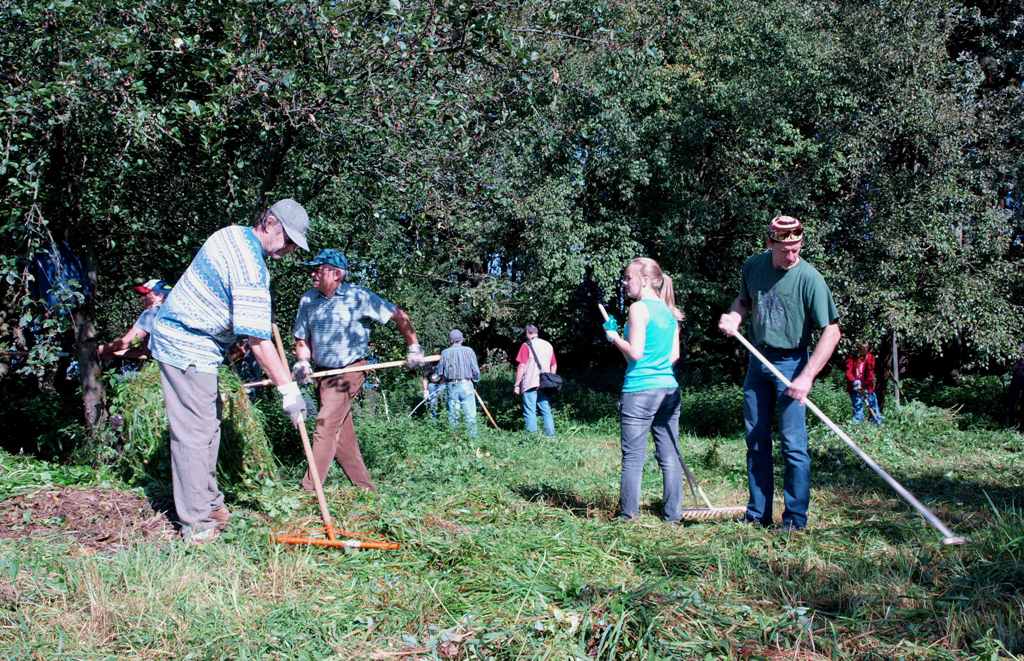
[301,361,375,491]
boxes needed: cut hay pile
[111,362,278,505]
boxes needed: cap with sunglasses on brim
[767,215,804,243]
[268,198,310,251]
[302,248,348,270]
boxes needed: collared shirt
[435,344,480,382]
[515,338,556,391]
[150,226,271,373]
[292,283,396,368]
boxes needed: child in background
[846,342,883,425]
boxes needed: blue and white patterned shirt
[150,226,272,373]
[292,283,396,368]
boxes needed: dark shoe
[779,521,806,533]
[740,516,769,528]
[211,506,231,531]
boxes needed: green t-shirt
[739,251,839,350]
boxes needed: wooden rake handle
[732,330,966,546]
[243,355,441,389]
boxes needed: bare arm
[670,323,680,364]
[247,337,292,386]
[609,301,649,362]
[391,307,419,347]
[513,361,526,393]
[97,327,148,359]
[718,296,749,336]
[786,323,841,403]
[293,337,312,363]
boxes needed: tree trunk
[73,249,106,430]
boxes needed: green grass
[1,383,1022,659]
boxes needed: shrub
[104,362,278,505]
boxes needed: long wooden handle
[243,355,441,388]
[474,390,501,430]
[598,303,609,322]
[733,330,965,545]
[271,323,336,541]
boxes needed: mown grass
[1,375,1022,659]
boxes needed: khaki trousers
[301,361,375,491]
[158,362,225,537]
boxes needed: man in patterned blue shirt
[150,198,311,544]
[291,249,424,492]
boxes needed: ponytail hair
[629,257,684,321]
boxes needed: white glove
[853,379,862,392]
[406,343,425,368]
[278,382,307,426]
[291,359,313,385]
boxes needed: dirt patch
[0,487,176,552]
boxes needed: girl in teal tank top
[603,258,687,522]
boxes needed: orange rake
[269,324,400,552]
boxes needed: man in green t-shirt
[718,215,841,531]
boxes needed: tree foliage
[1,0,1021,425]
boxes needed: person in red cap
[96,278,173,360]
[718,215,841,531]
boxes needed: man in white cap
[433,329,481,437]
[718,215,840,531]
[97,278,172,360]
[149,198,311,544]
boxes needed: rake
[732,330,966,545]
[266,324,401,552]
[680,459,747,521]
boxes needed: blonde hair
[628,257,684,321]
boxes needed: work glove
[406,343,425,368]
[602,316,620,342]
[278,381,307,426]
[853,379,862,392]
[291,359,313,385]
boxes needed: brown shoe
[211,506,231,531]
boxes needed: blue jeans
[618,388,683,522]
[446,381,478,437]
[851,390,883,424]
[427,382,445,419]
[743,350,811,529]
[522,388,555,436]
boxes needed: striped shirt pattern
[292,283,396,368]
[435,345,480,382]
[150,226,271,373]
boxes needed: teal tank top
[622,299,679,393]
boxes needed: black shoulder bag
[527,340,564,392]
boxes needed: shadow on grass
[512,484,617,520]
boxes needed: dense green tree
[2,0,1022,437]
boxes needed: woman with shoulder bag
[603,257,685,522]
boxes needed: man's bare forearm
[800,323,841,381]
[248,337,291,385]
[392,307,419,347]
